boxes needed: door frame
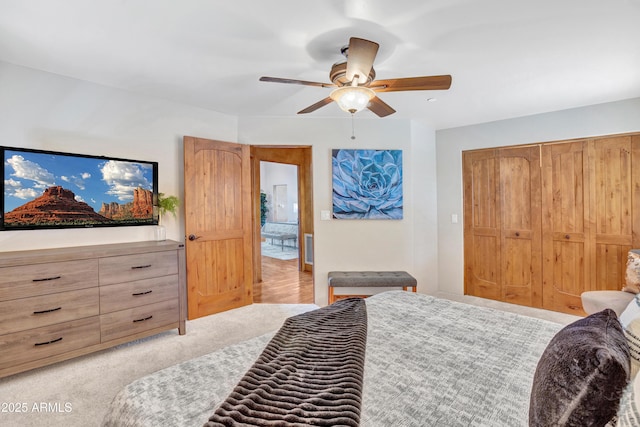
[251,145,313,284]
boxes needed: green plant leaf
[158,193,180,219]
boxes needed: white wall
[0,61,440,307]
[7,61,636,307]
[239,116,438,305]
[0,61,238,251]
[260,162,298,224]
[436,97,640,295]
[411,120,439,295]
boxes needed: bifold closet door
[541,135,640,314]
[590,136,640,292]
[541,140,591,314]
[465,132,640,315]
[498,146,542,307]
[463,149,501,301]
[463,146,541,307]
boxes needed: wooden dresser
[0,240,186,378]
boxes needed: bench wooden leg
[402,286,417,293]
[328,287,335,304]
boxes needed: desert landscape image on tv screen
[2,147,157,230]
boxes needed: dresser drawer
[0,259,98,302]
[100,299,179,342]
[0,287,99,335]
[100,275,178,314]
[0,317,100,370]
[99,251,178,285]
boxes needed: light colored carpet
[0,293,581,427]
[261,241,298,260]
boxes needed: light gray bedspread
[102,291,563,426]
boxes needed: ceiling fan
[259,37,452,117]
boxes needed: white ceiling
[1,0,639,129]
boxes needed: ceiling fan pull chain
[351,113,356,140]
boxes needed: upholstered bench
[261,222,298,250]
[327,271,417,304]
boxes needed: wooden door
[464,146,541,306]
[591,135,639,291]
[541,140,590,314]
[463,149,501,300]
[184,136,253,319]
[498,146,542,307]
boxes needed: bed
[101,290,632,427]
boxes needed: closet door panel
[502,237,533,304]
[463,150,501,300]
[470,234,500,299]
[499,147,542,307]
[594,244,628,291]
[542,141,589,314]
[552,240,586,297]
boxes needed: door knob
[188,234,200,241]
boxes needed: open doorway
[251,146,314,304]
[260,162,299,263]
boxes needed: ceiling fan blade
[259,76,336,88]
[346,37,379,85]
[367,96,396,117]
[298,97,334,114]
[370,75,452,92]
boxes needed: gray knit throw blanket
[204,298,368,427]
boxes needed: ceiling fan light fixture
[330,86,375,114]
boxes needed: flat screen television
[1,146,159,230]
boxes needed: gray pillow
[529,309,630,427]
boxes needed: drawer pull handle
[32,276,61,282]
[132,290,153,296]
[33,307,62,315]
[34,337,63,346]
[131,264,152,270]
[133,315,153,323]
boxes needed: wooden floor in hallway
[253,256,314,304]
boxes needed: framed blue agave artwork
[332,149,403,220]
